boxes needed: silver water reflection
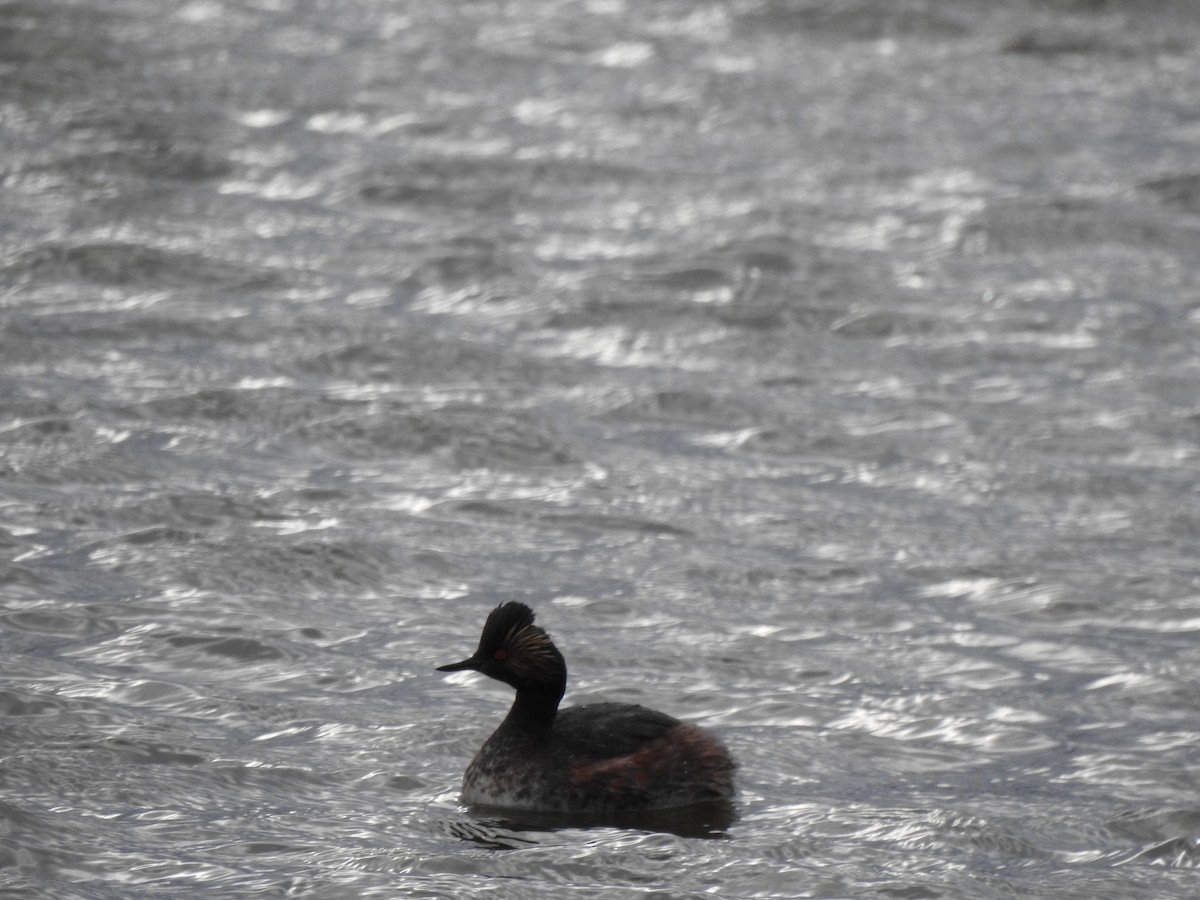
[4,0,1200,896]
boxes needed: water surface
[4,0,1200,896]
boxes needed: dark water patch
[46,142,232,185]
[739,426,860,458]
[0,607,114,640]
[731,247,897,332]
[542,292,710,331]
[61,530,409,602]
[0,416,78,444]
[131,390,345,433]
[555,241,891,334]
[1,308,277,358]
[545,511,691,537]
[137,389,274,424]
[448,500,520,520]
[602,390,766,428]
[288,404,578,468]
[359,157,523,212]
[0,688,71,719]
[440,414,579,469]
[0,2,125,97]
[0,390,65,423]
[179,539,397,597]
[101,736,207,767]
[546,284,729,333]
[445,501,690,538]
[959,197,1192,255]
[830,309,940,339]
[293,331,569,388]
[0,422,181,487]
[615,236,821,293]
[115,491,293,532]
[230,841,314,857]
[1142,173,1200,213]
[720,298,848,332]
[1001,27,1155,56]
[164,633,287,664]
[408,237,517,287]
[0,562,47,590]
[621,266,731,292]
[734,0,972,40]
[1040,0,1198,13]
[711,234,805,275]
[135,533,470,603]
[360,155,642,208]
[7,242,275,289]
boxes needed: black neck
[504,684,564,731]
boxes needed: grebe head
[438,601,567,700]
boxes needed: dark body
[462,702,734,813]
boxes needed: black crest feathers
[480,601,537,650]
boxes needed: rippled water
[4,0,1200,896]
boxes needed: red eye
[493,648,508,660]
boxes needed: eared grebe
[437,602,736,814]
